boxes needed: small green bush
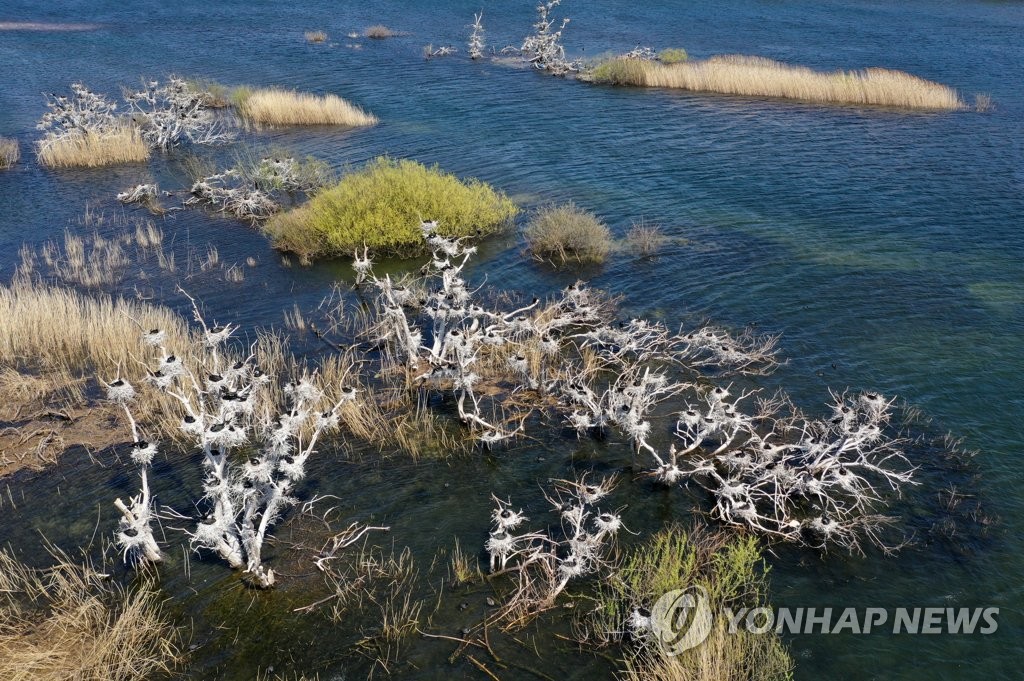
[658,47,689,64]
[264,157,518,260]
[525,202,611,266]
[588,57,648,86]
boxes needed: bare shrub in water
[364,25,398,39]
[105,292,367,586]
[468,12,485,59]
[626,219,667,258]
[525,201,612,265]
[35,83,151,168]
[305,30,328,43]
[519,0,579,75]
[123,75,233,149]
[354,223,916,555]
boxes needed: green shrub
[588,57,649,86]
[658,47,689,64]
[264,157,518,260]
[525,202,611,266]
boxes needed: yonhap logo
[651,585,714,655]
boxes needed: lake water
[0,1,1021,679]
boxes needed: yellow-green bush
[658,48,689,64]
[589,57,651,86]
[264,157,518,259]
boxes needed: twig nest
[105,378,136,403]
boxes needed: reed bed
[233,87,377,127]
[36,126,150,168]
[590,54,965,110]
[0,283,189,404]
[0,548,181,681]
[0,136,19,168]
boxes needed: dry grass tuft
[0,548,181,680]
[0,136,19,169]
[364,25,397,39]
[304,30,328,43]
[525,201,612,266]
[447,538,480,586]
[36,126,150,168]
[233,87,377,127]
[590,54,965,110]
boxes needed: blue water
[1,1,1022,679]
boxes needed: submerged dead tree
[468,12,486,59]
[123,76,233,149]
[186,155,329,221]
[520,0,579,75]
[106,293,355,587]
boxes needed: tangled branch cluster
[486,475,621,625]
[468,13,486,60]
[104,293,354,587]
[359,224,915,554]
[520,1,580,75]
[186,156,328,221]
[37,79,229,155]
[123,76,232,149]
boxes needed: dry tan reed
[0,282,190,404]
[304,30,328,43]
[364,25,397,39]
[0,548,181,681]
[235,88,377,127]
[591,54,965,110]
[0,136,19,168]
[36,126,150,168]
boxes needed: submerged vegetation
[265,157,518,259]
[233,87,378,127]
[587,54,966,110]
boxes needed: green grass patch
[581,525,793,681]
[588,57,650,86]
[264,157,518,260]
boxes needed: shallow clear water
[0,1,1022,679]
